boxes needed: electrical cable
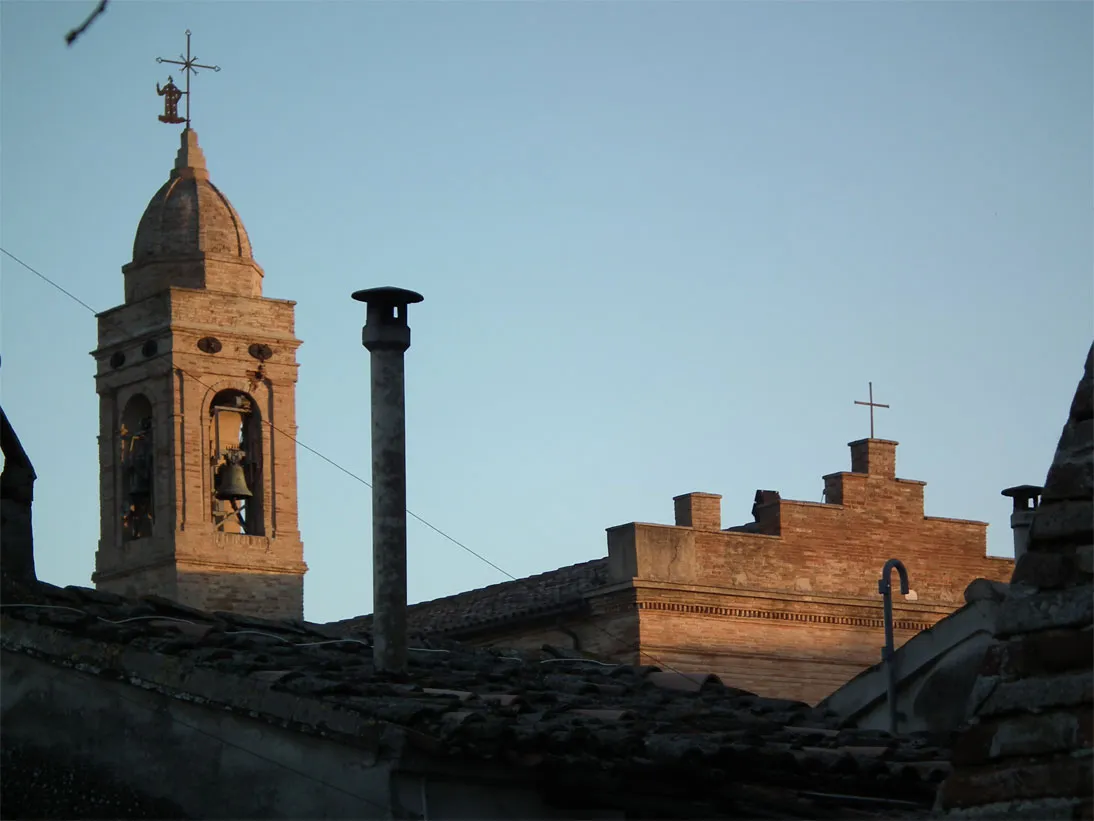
[0,247,687,675]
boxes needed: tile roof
[2,581,954,819]
[329,558,611,637]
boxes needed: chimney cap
[352,287,424,308]
[1001,484,1044,500]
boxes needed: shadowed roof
[2,581,953,818]
[329,558,611,638]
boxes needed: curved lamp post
[879,558,910,734]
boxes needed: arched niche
[208,389,264,535]
[120,393,154,541]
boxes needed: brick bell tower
[90,129,307,619]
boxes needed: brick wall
[850,438,897,478]
[97,561,179,602]
[609,501,1010,603]
[634,580,940,704]
[466,591,641,666]
[603,439,1014,703]
[673,493,722,531]
[176,570,304,621]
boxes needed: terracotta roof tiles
[329,557,610,637]
[1,581,954,819]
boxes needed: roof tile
[1,582,954,818]
[329,558,610,637]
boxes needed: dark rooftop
[1,580,953,819]
[329,558,611,638]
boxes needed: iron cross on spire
[155,30,220,127]
[854,382,890,439]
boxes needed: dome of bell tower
[122,129,264,303]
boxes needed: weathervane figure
[154,30,220,127]
[156,77,185,124]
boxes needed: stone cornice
[93,324,302,358]
[174,556,309,576]
[590,578,954,616]
[635,598,937,633]
[93,554,308,583]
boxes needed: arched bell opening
[120,394,154,541]
[209,389,264,535]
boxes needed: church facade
[333,438,1014,704]
[90,129,307,620]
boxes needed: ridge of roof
[328,557,611,637]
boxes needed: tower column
[353,286,424,673]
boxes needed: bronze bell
[215,460,252,501]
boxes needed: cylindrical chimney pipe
[1001,485,1043,562]
[352,286,424,673]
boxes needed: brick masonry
[89,129,306,621]
[399,437,1016,706]
[593,437,1014,704]
[936,342,1094,819]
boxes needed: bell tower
[90,129,306,619]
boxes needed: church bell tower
[90,128,306,619]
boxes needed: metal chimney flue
[1001,485,1043,562]
[353,286,424,673]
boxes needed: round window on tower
[197,336,223,354]
[142,340,159,358]
[110,352,126,369]
[248,343,273,362]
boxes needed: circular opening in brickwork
[248,343,273,362]
[142,340,159,358]
[197,336,223,354]
[110,352,126,369]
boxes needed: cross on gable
[854,382,890,439]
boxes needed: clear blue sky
[1,1,1090,625]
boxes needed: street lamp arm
[878,557,912,735]
[879,558,910,596]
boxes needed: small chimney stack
[353,286,424,673]
[673,492,722,531]
[849,438,898,479]
[1001,485,1043,562]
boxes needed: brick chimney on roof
[849,439,898,479]
[673,492,721,531]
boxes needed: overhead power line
[1,246,686,674]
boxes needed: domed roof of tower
[131,128,252,261]
[123,129,263,303]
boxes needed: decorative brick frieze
[636,599,934,632]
